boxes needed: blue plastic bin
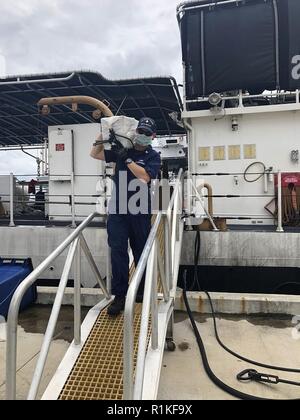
[0,259,36,319]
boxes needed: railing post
[277,171,284,233]
[80,234,110,299]
[71,172,76,229]
[133,243,157,400]
[74,239,82,346]
[123,215,162,401]
[123,312,134,400]
[27,239,80,400]
[171,191,178,275]
[5,213,99,400]
[239,89,244,108]
[164,214,172,291]
[151,240,158,351]
[6,313,18,400]
[9,173,15,227]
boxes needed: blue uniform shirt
[104,146,161,215]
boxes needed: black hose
[204,289,300,374]
[243,162,266,183]
[182,230,300,400]
[183,282,265,400]
[192,231,300,373]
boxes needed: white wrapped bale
[101,116,139,149]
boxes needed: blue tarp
[0,259,36,319]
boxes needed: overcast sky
[0,0,183,176]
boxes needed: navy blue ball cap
[137,117,157,136]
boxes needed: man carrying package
[90,117,161,316]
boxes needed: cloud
[0,151,38,176]
[0,0,183,82]
[0,0,184,174]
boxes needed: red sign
[275,173,300,187]
[56,144,65,152]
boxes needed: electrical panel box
[49,129,73,182]
[48,123,105,222]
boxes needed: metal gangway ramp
[5,171,184,400]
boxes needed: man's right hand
[112,143,128,162]
[90,134,105,161]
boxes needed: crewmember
[90,118,161,316]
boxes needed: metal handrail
[3,168,286,229]
[0,72,76,86]
[123,170,184,400]
[6,212,110,400]
[27,237,80,400]
[185,89,300,106]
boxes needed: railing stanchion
[164,214,172,292]
[5,212,103,400]
[71,172,76,228]
[74,239,82,346]
[277,171,284,233]
[9,173,15,227]
[151,240,158,351]
[27,238,80,400]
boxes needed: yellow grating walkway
[59,216,164,400]
[59,305,143,400]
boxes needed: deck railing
[0,169,288,231]
[123,169,184,400]
[5,212,111,400]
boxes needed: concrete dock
[1,305,299,400]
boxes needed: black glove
[112,143,128,162]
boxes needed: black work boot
[136,294,144,304]
[107,296,126,317]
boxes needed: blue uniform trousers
[107,214,152,297]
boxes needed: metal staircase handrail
[124,170,184,400]
[6,212,110,400]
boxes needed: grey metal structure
[0,70,184,148]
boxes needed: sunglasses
[137,128,152,136]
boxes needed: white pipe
[0,72,76,86]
